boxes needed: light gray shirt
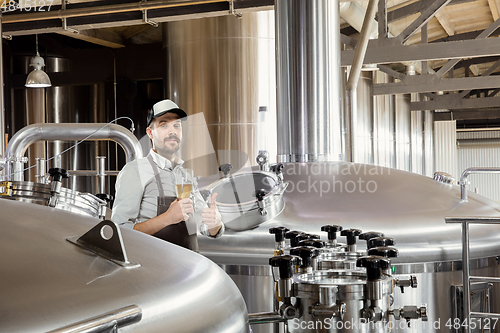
[111,149,223,237]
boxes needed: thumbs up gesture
[202,193,222,234]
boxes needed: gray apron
[147,155,198,252]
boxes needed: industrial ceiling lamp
[25,35,51,88]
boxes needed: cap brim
[148,108,187,126]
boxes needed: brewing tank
[198,162,500,332]
[1,198,249,332]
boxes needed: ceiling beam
[435,109,500,121]
[435,17,500,78]
[396,0,452,44]
[2,0,273,35]
[341,37,500,66]
[435,10,455,36]
[411,95,500,110]
[386,0,474,23]
[488,88,500,97]
[488,0,500,21]
[378,0,388,39]
[452,56,500,68]
[373,75,500,95]
[469,64,480,76]
[58,29,125,48]
[456,58,500,98]
[377,65,406,80]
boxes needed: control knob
[269,227,290,243]
[321,225,342,242]
[290,246,320,269]
[269,255,302,280]
[356,256,391,281]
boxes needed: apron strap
[147,154,166,197]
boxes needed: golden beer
[176,184,193,200]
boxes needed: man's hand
[202,193,222,234]
[166,198,193,224]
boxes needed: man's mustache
[165,136,179,143]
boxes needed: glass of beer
[175,168,194,201]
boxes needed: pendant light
[25,35,51,88]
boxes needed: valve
[270,163,284,175]
[368,246,399,259]
[359,231,384,248]
[297,239,326,249]
[321,225,342,243]
[48,168,69,207]
[269,255,302,280]
[367,236,395,249]
[356,256,390,281]
[49,168,69,182]
[341,228,361,252]
[219,164,232,178]
[256,151,269,171]
[285,230,306,247]
[269,227,289,243]
[96,193,113,203]
[280,303,300,320]
[295,233,320,244]
[255,189,268,216]
[290,246,320,269]
[341,229,361,246]
[396,276,418,293]
[391,304,428,327]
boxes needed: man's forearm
[134,214,172,235]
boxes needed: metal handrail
[445,216,500,333]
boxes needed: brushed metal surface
[423,110,434,177]
[411,109,424,175]
[164,11,276,177]
[275,0,341,162]
[374,71,395,169]
[355,72,374,164]
[0,180,104,217]
[199,162,500,332]
[205,170,285,230]
[395,94,411,172]
[1,199,248,333]
[200,162,500,266]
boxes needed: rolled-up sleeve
[111,162,144,229]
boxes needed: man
[111,99,223,252]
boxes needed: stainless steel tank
[198,162,500,332]
[163,11,276,177]
[11,55,111,193]
[0,180,105,218]
[1,198,249,332]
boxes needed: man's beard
[155,137,180,157]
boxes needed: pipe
[462,221,471,333]
[459,167,500,202]
[339,2,432,75]
[339,2,378,39]
[345,0,378,162]
[3,0,222,24]
[0,14,5,160]
[275,0,341,162]
[4,123,143,181]
[96,156,106,194]
[248,312,286,325]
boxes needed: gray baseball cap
[147,99,187,126]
